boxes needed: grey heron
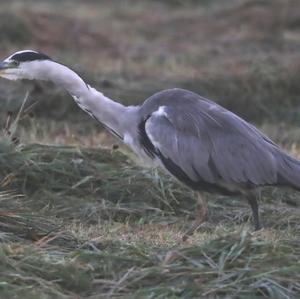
[0,50,300,238]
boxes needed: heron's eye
[11,61,20,67]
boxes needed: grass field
[0,0,300,298]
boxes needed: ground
[0,0,299,298]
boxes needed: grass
[1,0,300,125]
[2,227,299,299]
[0,134,299,298]
[0,0,300,298]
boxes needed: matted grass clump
[0,138,299,298]
[0,0,299,297]
[0,139,195,224]
[0,219,299,298]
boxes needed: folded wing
[141,102,279,194]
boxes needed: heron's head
[0,50,53,81]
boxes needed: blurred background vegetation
[1,0,300,146]
[0,1,299,298]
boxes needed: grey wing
[142,105,279,194]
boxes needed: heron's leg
[182,192,207,241]
[245,190,261,231]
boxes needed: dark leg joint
[245,191,262,231]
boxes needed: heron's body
[137,88,300,195]
[1,50,300,235]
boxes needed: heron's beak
[0,61,10,75]
[0,61,17,78]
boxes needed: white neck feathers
[35,61,130,139]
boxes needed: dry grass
[0,134,299,298]
[0,0,300,298]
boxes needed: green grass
[2,228,299,299]
[0,0,300,298]
[0,138,299,299]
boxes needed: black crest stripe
[11,52,52,62]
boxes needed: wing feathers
[141,102,280,194]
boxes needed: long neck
[45,61,130,139]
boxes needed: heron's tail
[277,152,300,191]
